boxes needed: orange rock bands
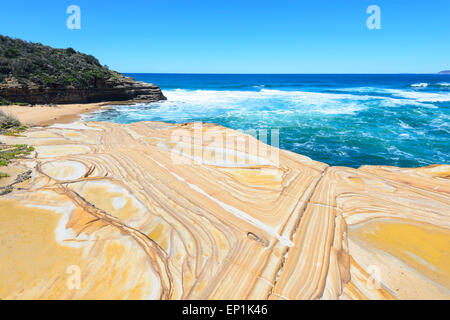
[0,121,448,300]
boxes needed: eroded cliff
[0,35,166,104]
[0,76,166,104]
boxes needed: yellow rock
[0,121,448,300]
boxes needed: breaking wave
[86,76,450,168]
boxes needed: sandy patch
[0,102,108,126]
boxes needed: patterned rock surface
[0,121,448,300]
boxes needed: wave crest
[411,83,429,88]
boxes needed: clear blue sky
[1,0,449,73]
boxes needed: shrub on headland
[0,34,124,88]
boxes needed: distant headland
[438,70,450,74]
[0,35,166,105]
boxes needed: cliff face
[0,35,166,104]
[0,121,448,300]
[0,76,167,104]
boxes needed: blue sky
[1,0,449,73]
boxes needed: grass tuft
[0,172,9,178]
[0,109,20,128]
[0,144,35,167]
[0,109,27,135]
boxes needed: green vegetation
[0,144,33,196]
[0,109,27,135]
[0,97,29,106]
[0,35,123,88]
[0,96,11,105]
[0,109,20,129]
[0,144,35,167]
[1,125,28,136]
[0,143,34,185]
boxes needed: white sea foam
[411,83,429,88]
[83,83,449,168]
[410,82,450,88]
[164,88,372,103]
[169,88,440,112]
[399,120,413,129]
[337,85,450,102]
[385,89,450,102]
[85,88,447,127]
[161,89,373,115]
[333,87,391,94]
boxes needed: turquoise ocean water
[85,74,450,168]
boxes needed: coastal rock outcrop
[0,122,449,300]
[0,75,166,105]
[0,35,166,104]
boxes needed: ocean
[85,74,450,168]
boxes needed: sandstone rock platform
[0,121,448,300]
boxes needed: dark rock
[0,76,166,104]
[0,169,32,196]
